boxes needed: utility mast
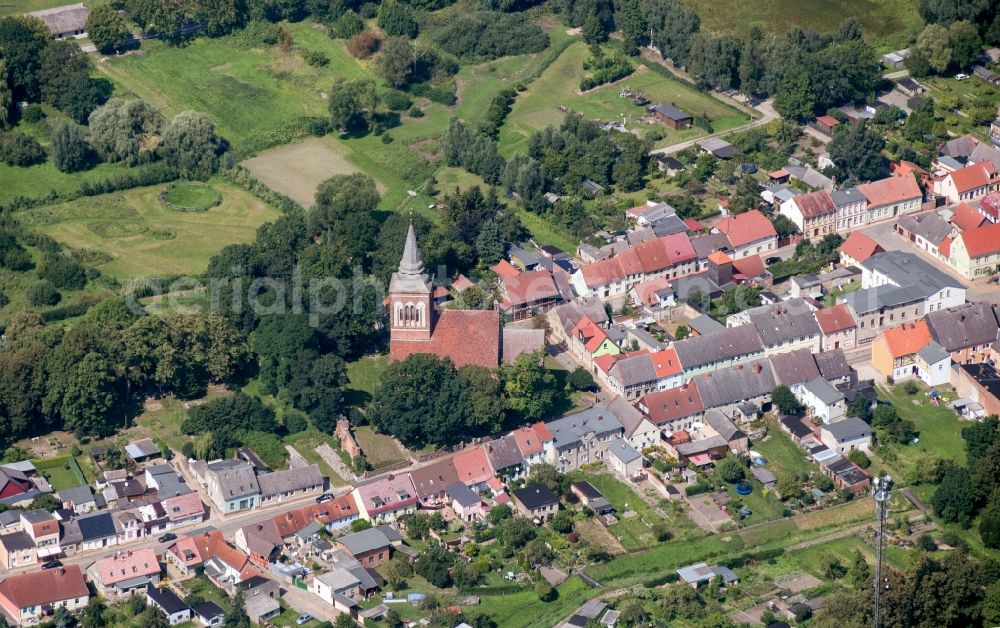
[872,475,893,628]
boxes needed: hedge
[685,482,713,496]
[40,299,99,322]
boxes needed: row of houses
[190,459,326,514]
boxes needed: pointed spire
[399,221,424,275]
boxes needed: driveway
[282,584,340,622]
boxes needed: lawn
[754,421,817,480]
[499,41,748,157]
[567,470,664,550]
[875,382,968,474]
[33,455,87,491]
[685,0,922,51]
[344,355,388,407]
[1,0,108,16]
[130,391,226,452]
[17,181,281,280]
[352,426,408,469]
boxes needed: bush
[333,11,365,39]
[285,413,308,434]
[382,89,413,112]
[902,380,919,395]
[846,449,871,469]
[685,482,711,496]
[917,533,937,551]
[0,290,8,308]
[39,255,87,290]
[51,122,94,173]
[409,82,457,105]
[0,131,45,166]
[181,442,195,458]
[22,105,45,123]
[428,12,548,61]
[408,105,424,118]
[348,31,381,59]
[301,49,329,67]
[26,280,60,307]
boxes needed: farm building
[974,66,1000,86]
[650,104,692,129]
[27,3,90,39]
[697,138,736,160]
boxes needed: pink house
[815,304,857,351]
[446,482,484,522]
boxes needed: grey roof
[337,528,392,556]
[609,353,658,387]
[970,143,1000,170]
[745,299,821,347]
[295,521,322,540]
[0,531,34,552]
[925,301,999,353]
[509,245,539,267]
[375,524,402,543]
[146,465,191,498]
[608,438,641,465]
[687,313,725,335]
[545,408,624,450]
[0,461,35,474]
[803,377,844,406]
[677,561,738,584]
[823,418,870,441]
[651,213,689,237]
[825,456,869,485]
[862,251,962,296]
[125,439,160,459]
[21,509,53,525]
[192,602,225,621]
[58,485,95,505]
[347,565,380,591]
[830,187,865,208]
[675,434,728,456]
[651,103,691,121]
[704,409,745,442]
[897,77,922,91]
[146,585,189,616]
[390,224,432,294]
[244,594,280,618]
[689,232,733,259]
[674,325,764,370]
[484,435,525,471]
[502,328,545,364]
[27,3,89,35]
[897,211,952,246]
[257,465,323,497]
[317,568,362,592]
[552,298,609,334]
[768,349,821,387]
[513,484,559,510]
[694,359,775,409]
[445,482,481,508]
[751,467,777,484]
[814,350,851,381]
[917,341,951,364]
[77,511,117,541]
[0,511,20,527]
[785,164,834,190]
[698,137,735,157]
[597,394,648,439]
[206,460,260,500]
[844,284,926,314]
[938,155,964,170]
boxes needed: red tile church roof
[389,309,500,368]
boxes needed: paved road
[649,98,778,156]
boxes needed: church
[387,224,544,368]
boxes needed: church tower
[388,223,434,342]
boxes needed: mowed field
[17,182,281,279]
[498,41,748,157]
[241,137,368,207]
[685,0,922,51]
[0,0,108,16]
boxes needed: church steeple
[388,221,434,341]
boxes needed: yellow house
[945,222,1000,280]
[871,321,931,381]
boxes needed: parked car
[315,493,333,503]
[41,560,63,570]
[296,614,313,625]
[158,533,177,543]
[956,73,970,81]
[765,256,782,265]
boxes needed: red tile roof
[792,190,837,218]
[163,492,204,522]
[492,260,521,279]
[631,276,671,306]
[770,169,790,179]
[511,426,544,457]
[452,446,493,485]
[451,274,474,293]
[593,353,619,375]
[814,304,856,334]
[731,254,766,280]
[816,115,840,128]
[531,422,553,442]
[939,235,952,257]
[980,192,1000,220]
[579,256,626,288]
[948,162,996,194]
[956,222,1000,257]
[272,497,359,537]
[649,348,682,378]
[502,270,559,306]
[93,548,160,585]
[0,566,88,610]
[714,210,777,248]
[879,321,931,358]
[684,218,705,232]
[389,309,500,368]
[571,315,612,354]
[707,251,732,265]
[839,231,884,263]
[639,385,704,425]
[354,473,419,516]
[952,202,987,231]
[857,175,922,208]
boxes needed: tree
[526,463,567,494]
[773,63,816,120]
[618,0,645,50]
[474,220,504,265]
[674,324,690,340]
[0,17,48,101]
[771,385,802,416]
[50,121,93,173]
[374,37,415,88]
[327,78,380,132]
[0,61,11,130]
[87,5,132,53]
[582,14,608,44]
[932,466,976,525]
[980,493,1000,548]
[820,554,847,579]
[26,280,60,307]
[0,131,44,166]
[333,614,356,628]
[919,0,990,26]
[415,545,455,588]
[89,98,163,165]
[916,24,953,74]
[985,580,1000,627]
[160,111,221,179]
[549,510,574,534]
[717,456,745,483]
[850,549,870,585]
[488,503,512,525]
[334,11,365,39]
[828,121,887,183]
[377,0,418,38]
[846,449,870,469]
[39,255,86,290]
[738,27,768,96]
[310,172,380,258]
[30,492,61,510]
[223,591,251,628]
[500,351,557,422]
[458,365,506,436]
[776,474,800,500]
[566,367,594,391]
[949,21,982,69]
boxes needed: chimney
[754,363,763,374]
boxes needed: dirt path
[316,443,357,484]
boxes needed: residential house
[234,521,282,567]
[0,533,36,570]
[651,104,692,128]
[799,377,846,423]
[871,321,951,386]
[512,484,559,521]
[769,348,822,397]
[780,190,836,240]
[257,465,324,505]
[88,548,161,598]
[446,483,484,522]
[409,458,460,506]
[821,456,871,493]
[0,467,38,507]
[26,4,89,39]
[312,569,363,607]
[162,492,205,529]
[952,202,988,231]
[351,473,418,524]
[244,594,280,624]
[598,395,661,451]
[0,565,89,626]
[944,221,1000,279]
[676,563,739,588]
[202,460,260,514]
[703,409,749,453]
[76,511,120,551]
[815,304,857,351]
[830,188,867,232]
[21,510,60,560]
[727,299,821,357]
[570,482,613,514]
[607,439,643,479]
[57,485,97,514]
[712,210,778,259]
[144,464,191,498]
[191,601,225,627]
[569,315,620,367]
[499,269,562,321]
[511,423,553,468]
[839,231,884,268]
[145,585,191,626]
[693,359,776,418]
[548,298,610,346]
[125,439,161,465]
[637,384,705,434]
[673,325,765,379]
[543,408,624,472]
[334,528,394,567]
[925,301,999,364]
[570,233,697,299]
[954,362,1000,417]
[895,211,954,258]
[484,435,525,481]
[452,446,495,491]
[934,162,999,203]
[820,418,872,454]
[857,175,923,224]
